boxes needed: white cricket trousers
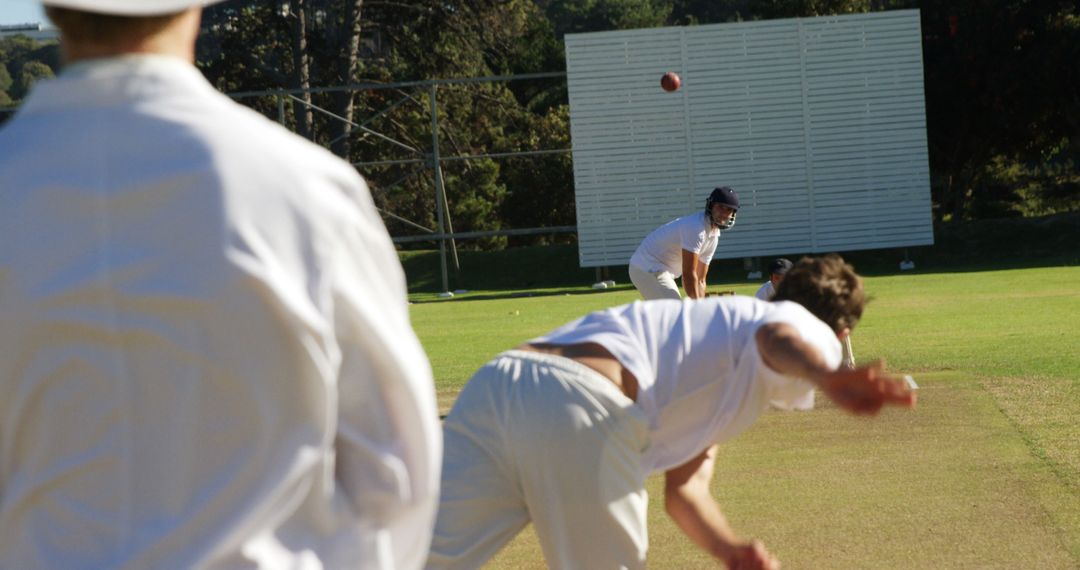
[427,350,651,570]
[628,265,682,300]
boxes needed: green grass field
[409,261,1080,568]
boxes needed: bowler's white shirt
[629,212,719,277]
[0,55,440,569]
[534,297,841,473]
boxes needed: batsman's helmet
[705,186,739,229]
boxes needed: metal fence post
[430,84,450,294]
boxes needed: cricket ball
[660,71,681,92]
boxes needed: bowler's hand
[819,361,917,415]
[726,539,780,570]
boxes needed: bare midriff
[517,342,639,402]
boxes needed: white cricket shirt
[0,55,440,569]
[629,212,720,277]
[533,297,841,473]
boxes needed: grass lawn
[409,264,1080,568]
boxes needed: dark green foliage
[343,0,575,249]
[544,0,671,38]
[441,157,509,250]
[499,105,576,245]
[0,36,60,104]
[920,1,1080,220]
[14,60,53,99]
[0,63,13,96]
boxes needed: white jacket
[0,55,440,569]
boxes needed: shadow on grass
[410,285,639,304]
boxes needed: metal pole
[430,84,449,294]
[435,163,461,273]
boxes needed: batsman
[427,255,916,569]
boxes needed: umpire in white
[0,1,440,568]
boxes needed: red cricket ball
[660,71,681,92]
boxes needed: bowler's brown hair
[772,254,865,333]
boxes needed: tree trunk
[289,0,313,140]
[330,0,363,160]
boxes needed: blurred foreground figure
[0,1,440,567]
[428,255,914,570]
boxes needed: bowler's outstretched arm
[755,323,916,415]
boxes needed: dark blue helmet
[705,186,739,229]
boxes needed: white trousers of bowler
[427,351,651,570]
[628,264,682,300]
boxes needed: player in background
[755,258,794,301]
[0,1,440,567]
[629,186,740,300]
[428,255,915,570]
[755,258,815,410]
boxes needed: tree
[500,104,576,244]
[0,35,60,103]
[348,0,573,247]
[0,63,13,100]
[920,1,1080,219]
[544,0,671,38]
[14,60,54,100]
[669,0,907,25]
[200,1,412,161]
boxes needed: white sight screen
[565,10,933,267]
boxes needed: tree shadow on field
[409,285,637,305]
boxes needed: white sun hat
[42,0,226,16]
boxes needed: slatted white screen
[565,10,933,267]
